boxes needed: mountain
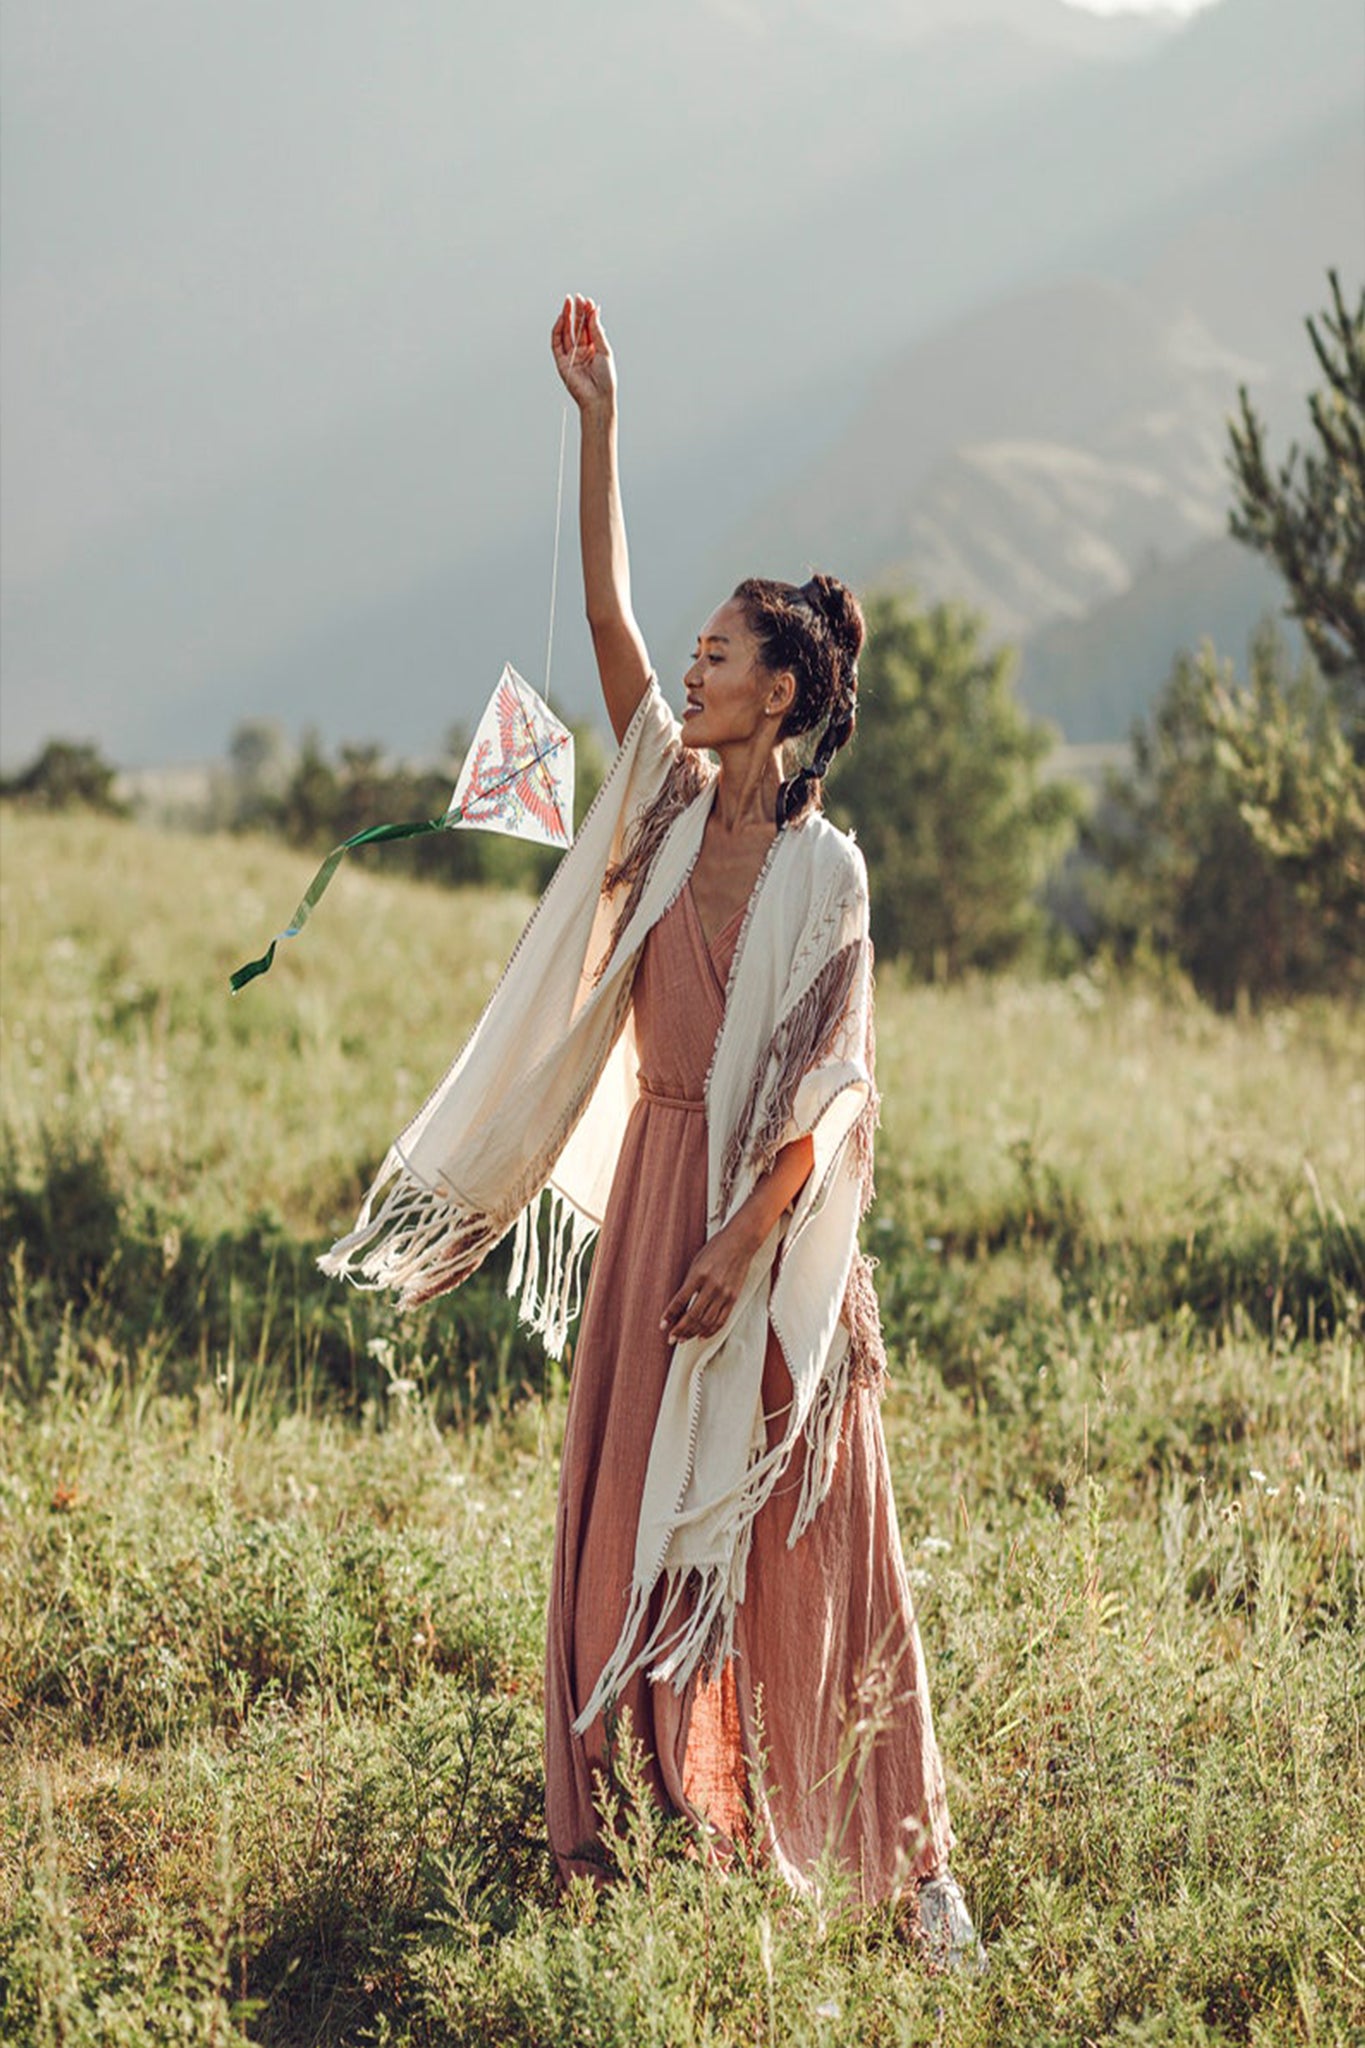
[694,8,1362,738]
[1015,535,1298,741]
[706,276,1268,609]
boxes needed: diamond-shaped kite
[230,666,573,992]
[448,664,574,847]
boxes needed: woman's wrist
[577,389,617,428]
[724,1199,774,1261]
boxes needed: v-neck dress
[544,881,954,1901]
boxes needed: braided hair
[731,572,865,828]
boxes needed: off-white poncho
[322,679,886,1726]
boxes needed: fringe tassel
[790,1331,856,1545]
[718,939,865,1214]
[786,1251,886,1543]
[850,948,880,1212]
[573,1400,827,1734]
[651,1560,739,1688]
[508,1201,538,1309]
[573,1554,741,1735]
[571,1313,883,1732]
[842,1250,887,1387]
[573,1568,685,1733]
[318,1172,507,1309]
[507,1185,598,1360]
[575,1364,864,1733]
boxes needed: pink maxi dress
[545,881,954,1901]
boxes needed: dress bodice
[631,883,744,1105]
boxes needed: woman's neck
[710,740,784,835]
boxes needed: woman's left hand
[660,1218,760,1345]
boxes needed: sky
[1,0,1355,769]
[1067,1,1213,10]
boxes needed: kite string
[543,328,580,707]
[544,404,569,708]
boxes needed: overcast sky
[3,0,1350,768]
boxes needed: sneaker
[916,1872,987,1975]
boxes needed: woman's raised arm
[551,294,653,744]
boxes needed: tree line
[6,274,1360,1011]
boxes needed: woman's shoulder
[791,809,868,898]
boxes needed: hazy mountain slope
[1015,535,1297,741]
[699,16,1362,743]
[897,428,1224,640]
[715,277,1267,588]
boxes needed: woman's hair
[731,572,865,828]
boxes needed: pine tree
[1228,270,1365,738]
[1086,628,1357,1007]
[828,592,1081,977]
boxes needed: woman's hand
[556,288,648,739]
[552,293,616,412]
[660,1215,763,1345]
[660,1135,816,1345]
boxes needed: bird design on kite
[454,667,572,844]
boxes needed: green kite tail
[229,813,453,992]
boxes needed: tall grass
[1,806,1361,2045]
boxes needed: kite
[229,666,573,992]
[232,325,585,995]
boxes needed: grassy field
[1,808,1362,2046]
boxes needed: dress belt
[637,1076,705,1113]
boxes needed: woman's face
[680,599,791,750]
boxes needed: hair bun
[731,569,865,828]
[801,571,865,676]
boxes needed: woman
[323,295,980,1965]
